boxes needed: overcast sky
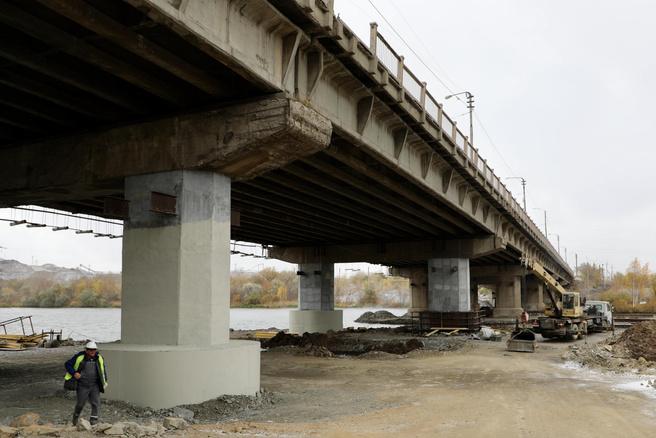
[0,0,654,275]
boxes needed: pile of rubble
[0,412,188,437]
[564,321,656,373]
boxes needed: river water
[0,307,407,343]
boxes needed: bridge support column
[494,274,523,318]
[289,263,342,334]
[525,275,545,312]
[427,258,471,311]
[101,170,259,409]
[391,265,428,311]
[409,266,429,311]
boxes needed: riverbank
[2,329,656,437]
[0,307,408,343]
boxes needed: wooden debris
[0,333,47,351]
[424,328,464,337]
[254,331,278,340]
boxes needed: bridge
[0,0,572,408]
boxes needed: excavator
[529,261,589,340]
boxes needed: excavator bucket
[507,328,536,353]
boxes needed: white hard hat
[85,341,98,350]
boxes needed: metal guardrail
[368,23,567,273]
[0,315,35,336]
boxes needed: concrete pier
[427,258,471,312]
[289,263,342,334]
[494,274,523,318]
[525,275,545,312]
[102,170,259,409]
[408,266,429,311]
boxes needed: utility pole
[575,253,578,277]
[549,234,560,254]
[564,247,567,264]
[445,91,475,144]
[533,208,548,236]
[467,92,474,144]
[506,177,527,211]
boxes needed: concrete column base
[493,307,523,319]
[289,310,343,334]
[101,340,260,409]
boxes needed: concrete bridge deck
[0,0,573,408]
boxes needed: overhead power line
[366,0,456,95]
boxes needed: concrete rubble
[563,321,656,375]
[0,413,182,437]
[77,418,92,432]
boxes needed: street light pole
[445,91,474,144]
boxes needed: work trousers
[74,383,100,421]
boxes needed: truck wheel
[568,324,579,341]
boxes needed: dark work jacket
[64,351,108,393]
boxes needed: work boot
[72,413,79,426]
[90,416,98,426]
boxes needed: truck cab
[584,300,614,331]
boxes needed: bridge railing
[370,24,566,270]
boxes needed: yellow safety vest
[64,353,107,390]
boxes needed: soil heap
[564,321,656,372]
[262,329,424,356]
[354,310,413,325]
[611,321,656,361]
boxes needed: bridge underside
[0,0,265,148]
[0,0,573,408]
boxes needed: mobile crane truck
[528,261,591,340]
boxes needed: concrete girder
[269,236,506,265]
[0,96,331,207]
[126,0,303,92]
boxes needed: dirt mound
[355,310,397,323]
[354,310,413,325]
[262,330,424,356]
[612,321,656,361]
[563,323,656,373]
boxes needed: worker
[518,309,530,330]
[520,309,530,324]
[64,341,108,426]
